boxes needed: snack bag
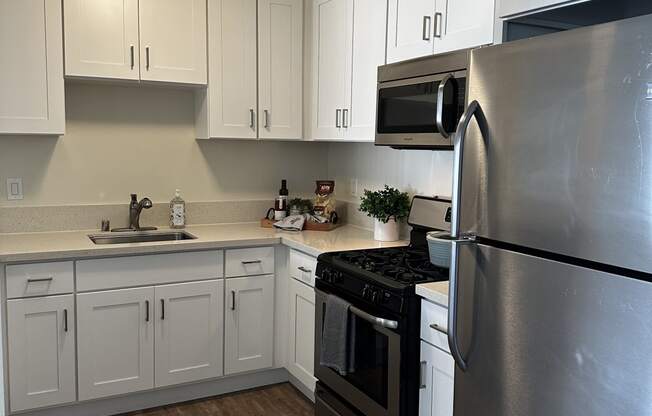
[313,180,336,220]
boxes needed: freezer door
[460,14,652,274]
[453,243,652,416]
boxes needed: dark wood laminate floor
[121,383,315,416]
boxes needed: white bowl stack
[426,231,454,268]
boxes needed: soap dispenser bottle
[170,189,186,229]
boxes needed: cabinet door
[258,0,303,140]
[419,341,454,416]
[77,287,154,400]
[63,0,140,80]
[154,280,224,387]
[7,295,75,412]
[311,0,351,140]
[139,0,207,85]
[287,278,317,392]
[0,0,64,135]
[224,275,275,374]
[435,0,494,54]
[344,0,387,141]
[205,0,258,139]
[386,0,436,64]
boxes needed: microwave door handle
[436,74,454,139]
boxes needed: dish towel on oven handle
[319,294,356,376]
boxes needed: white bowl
[426,231,453,268]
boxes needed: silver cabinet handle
[422,16,432,41]
[436,74,453,139]
[264,109,270,129]
[298,266,312,273]
[241,260,262,265]
[145,46,150,70]
[249,109,255,129]
[419,361,427,389]
[27,277,53,283]
[350,305,398,329]
[335,109,342,128]
[342,109,349,128]
[63,309,68,332]
[160,299,165,320]
[230,290,236,311]
[145,300,150,322]
[434,12,443,38]
[429,323,447,334]
[130,45,134,69]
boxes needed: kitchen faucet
[112,194,157,232]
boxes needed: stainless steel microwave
[375,49,471,149]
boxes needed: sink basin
[88,231,197,245]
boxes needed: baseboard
[287,373,316,403]
[16,368,289,416]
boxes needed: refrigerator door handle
[448,237,475,372]
[436,74,453,138]
[451,100,489,238]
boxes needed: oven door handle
[350,305,398,330]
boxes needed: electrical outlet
[6,178,23,200]
[350,178,359,197]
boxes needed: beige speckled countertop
[416,281,449,306]
[0,222,408,263]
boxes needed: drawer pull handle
[241,260,262,265]
[27,277,53,283]
[430,323,448,335]
[160,299,165,320]
[145,300,150,322]
[63,309,68,332]
[231,290,236,311]
[419,360,427,389]
[298,266,312,274]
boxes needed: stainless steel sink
[88,231,197,245]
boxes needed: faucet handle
[141,197,153,209]
[131,193,138,202]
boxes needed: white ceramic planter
[374,218,399,242]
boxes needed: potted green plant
[358,185,411,241]
[288,198,314,216]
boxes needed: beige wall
[0,83,328,207]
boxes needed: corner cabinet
[196,0,303,140]
[310,0,387,142]
[7,295,76,412]
[386,0,495,64]
[63,0,207,85]
[0,0,65,135]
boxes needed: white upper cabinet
[154,280,224,387]
[499,0,573,17]
[63,0,140,80]
[258,0,303,139]
[198,0,302,140]
[77,287,155,401]
[0,0,65,135]
[387,0,495,63]
[63,0,207,84]
[139,0,207,85]
[386,0,436,63]
[224,275,275,375]
[345,0,387,141]
[311,0,350,140]
[7,295,76,412]
[203,0,258,139]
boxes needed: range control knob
[362,284,371,299]
[371,290,379,303]
[321,268,332,282]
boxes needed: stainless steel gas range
[314,197,451,416]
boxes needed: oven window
[376,77,466,135]
[340,317,390,407]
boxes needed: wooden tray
[260,218,340,232]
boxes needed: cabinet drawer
[6,262,74,299]
[225,247,275,277]
[421,299,450,353]
[76,251,224,292]
[289,249,317,287]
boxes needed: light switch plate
[6,178,23,200]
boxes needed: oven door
[315,289,402,416]
[375,71,466,149]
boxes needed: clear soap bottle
[170,189,186,229]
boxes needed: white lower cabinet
[419,341,454,416]
[287,277,317,391]
[77,287,155,401]
[224,274,275,374]
[7,295,76,412]
[154,280,224,387]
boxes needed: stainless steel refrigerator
[448,13,652,416]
